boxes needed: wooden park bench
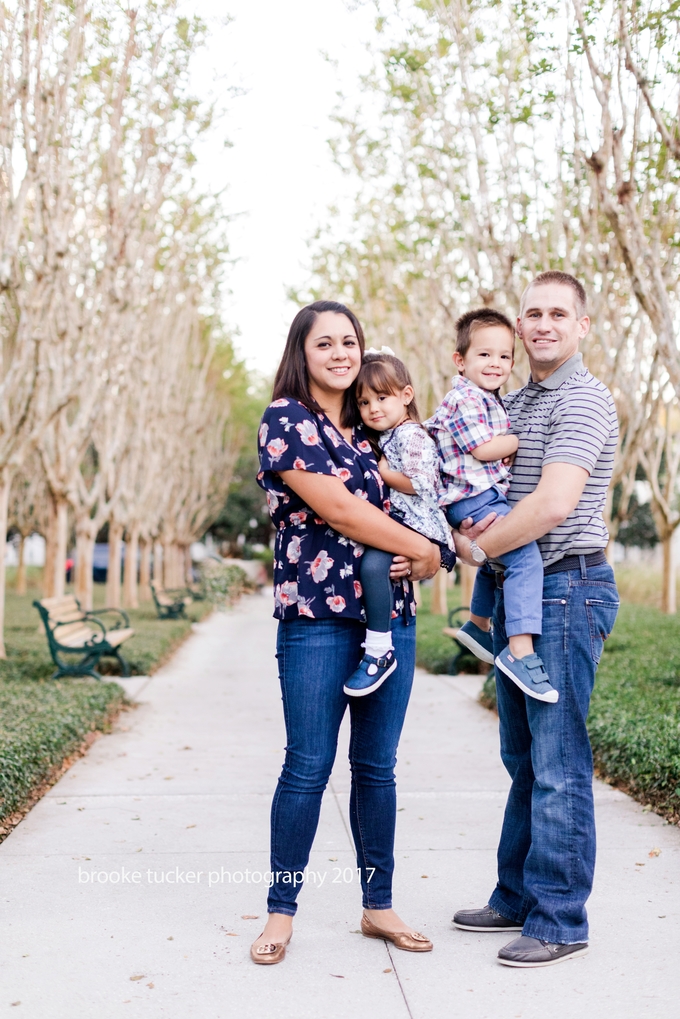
[150,579,193,620]
[33,595,135,681]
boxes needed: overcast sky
[189,0,376,375]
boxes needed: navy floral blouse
[257,398,417,622]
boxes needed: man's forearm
[468,462,590,559]
[474,490,566,557]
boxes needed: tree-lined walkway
[0,591,678,1018]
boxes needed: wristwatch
[469,539,488,565]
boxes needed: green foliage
[198,560,247,609]
[0,587,211,822]
[415,583,481,674]
[416,571,680,820]
[208,379,271,545]
[0,680,123,818]
[589,603,680,819]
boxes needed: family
[252,271,620,968]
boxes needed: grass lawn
[0,571,211,826]
[415,569,680,823]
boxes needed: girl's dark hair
[271,300,365,429]
[356,353,421,423]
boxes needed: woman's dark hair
[356,353,421,423]
[271,300,366,429]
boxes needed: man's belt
[491,548,608,585]
[543,549,608,576]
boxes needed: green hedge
[0,680,123,816]
[588,603,680,818]
[0,587,211,823]
[415,589,680,821]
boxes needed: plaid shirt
[424,375,512,505]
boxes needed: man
[452,271,619,967]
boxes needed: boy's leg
[497,541,544,638]
[470,564,497,620]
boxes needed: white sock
[364,629,394,659]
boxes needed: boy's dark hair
[455,308,515,357]
[520,271,587,317]
[272,300,365,429]
[356,353,421,423]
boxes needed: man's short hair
[520,271,587,318]
[455,308,515,358]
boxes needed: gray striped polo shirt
[504,352,618,566]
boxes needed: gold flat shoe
[250,932,292,966]
[361,914,433,952]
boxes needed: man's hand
[453,512,498,565]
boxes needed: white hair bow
[365,345,396,356]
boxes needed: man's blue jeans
[445,487,543,636]
[268,613,415,915]
[489,559,619,943]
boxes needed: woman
[252,300,441,965]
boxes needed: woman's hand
[389,555,412,580]
[395,542,440,581]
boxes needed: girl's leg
[359,547,396,657]
[347,614,415,910]
[267,618,364,916]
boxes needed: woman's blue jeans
[268,613,416,916]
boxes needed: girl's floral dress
[257,398,417,623]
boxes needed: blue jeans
[446,487,543,636]
[489,559,619,943]
[268,613,416,915]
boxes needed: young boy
[425,308,558,703]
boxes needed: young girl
[344,352,456,697]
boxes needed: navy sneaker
[495,647,559,703]
[344,650,397,697]
[455,621,495,664]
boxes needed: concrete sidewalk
[0,591,678,1018]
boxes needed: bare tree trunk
[106,521,124,608]
[43,497,57,597]
[458,563,476,618]
[42,495,69,599]
[661,532,677,615]
[153,540,163,583]
[184,544,193,586]
[431,567,448,616]
[53,498,69,599]
[123,525,139,609]
[16,532,26,596]
[139,536,151,602]
[164,540,181,589]
[0,468,11,657]
[74,517,97,610]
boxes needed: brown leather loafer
[361,913,433,952]
[250,932,292,965]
